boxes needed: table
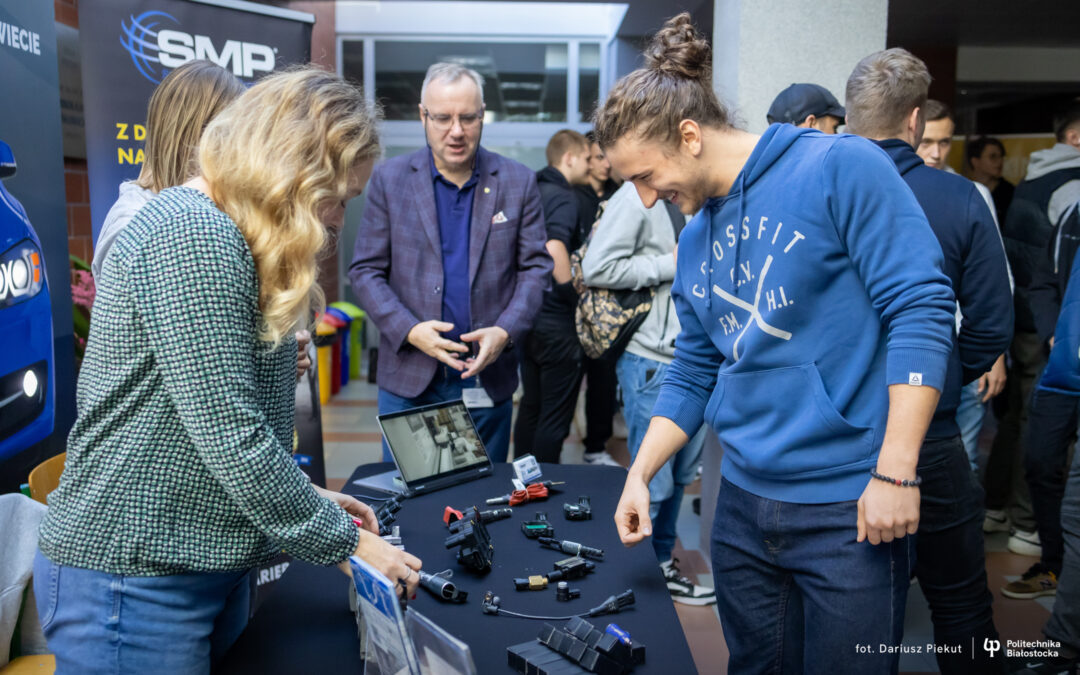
[221,463,696,674]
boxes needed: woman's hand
[295,330,312,381]
[314,485,379,535]
[339,529,423,598]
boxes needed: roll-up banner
[0,0,74,490]
[79,0,325,603]
[79,0,314,243]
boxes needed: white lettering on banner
[0,21,42,56]
[158,29,275,78]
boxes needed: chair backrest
[28,452,65,505]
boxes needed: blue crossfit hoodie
[653,125,956,503]
[875,139,1014,440]
[1039,250,1080,397]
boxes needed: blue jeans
[377,368,512,463]
[616,351,706,562]
[33,551,250,674]
[915,436,1002,674]
[956,379,986,472]
[712,479,910,675]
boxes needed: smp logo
[120,10,276,84]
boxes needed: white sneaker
[660,558,716,606]
[583,451,623,467]
[1008,529,1042,557]
[983,508,1011,533]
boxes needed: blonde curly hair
[198,66,381,345]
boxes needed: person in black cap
[767,82,845,134]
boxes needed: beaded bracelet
[870,469,922,487]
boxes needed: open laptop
[353,400,493,497]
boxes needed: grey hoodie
[581,182,684,363]
[1024,143,1080,226]
[91,181,155,279]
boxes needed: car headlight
[0,239,45,309]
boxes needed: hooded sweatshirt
[652,125,956,504]
[1003,143,1080,332]
[581,181,684,363]
[91,181,154,279]
[875,140,1014,440]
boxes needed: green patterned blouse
[39,187,358,575]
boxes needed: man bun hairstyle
[593,12,730,150]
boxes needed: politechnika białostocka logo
[120,9,276,85]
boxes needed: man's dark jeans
[916,436,1003,674]
[1024,388,1080,575]
[1045,419,1080,653]
[711,479,909,674]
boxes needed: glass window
[342,40,364,87]
[372,41,568,122]
[580,43,601,121]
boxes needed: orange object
[509,482,550,506]
[28,452,66,504]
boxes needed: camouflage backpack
[570,199,654,360]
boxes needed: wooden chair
[0,654,55,674]
[27,452,65,505]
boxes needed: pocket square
[492,211,508,225]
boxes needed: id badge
[462,386,494,409]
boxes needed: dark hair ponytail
[593,13,728,149]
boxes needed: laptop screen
[377,400,491,487]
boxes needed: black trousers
[582,355,618,453]
[514,330,585,464]
[1024,388,1079,575]
[916,436,1003,675]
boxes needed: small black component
[417,569,468,603]
[374,497,402,536]
[550,556,595,582]
[586,589,635,617]
[563,496,592,521]
[555,582,580,602]
[478,507,513,524]
[522,511,555,539]
[538,537,604,561]
[445,517,494,573]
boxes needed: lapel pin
[484,187,491,194]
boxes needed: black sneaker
[1009,653,1078,674]
[660,558,716,606]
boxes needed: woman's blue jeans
[34,550,250,674]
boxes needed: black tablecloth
[220,463,696,674]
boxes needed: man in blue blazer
[349,62,552,463]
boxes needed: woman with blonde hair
[91,59,245,279]
[35,67,418,673]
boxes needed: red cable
[509,483,549,506]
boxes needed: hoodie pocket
[709,363,874,478]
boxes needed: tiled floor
[323,376,1058,674]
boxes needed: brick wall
[55,0,87,266]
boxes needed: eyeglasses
[423,107,484,131]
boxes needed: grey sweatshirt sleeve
[92,183,155,279]
[581,185,676,291]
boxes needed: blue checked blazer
[348,146,552,401]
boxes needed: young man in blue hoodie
[594,14,956,673]
[847,48,1013,674]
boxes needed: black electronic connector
[563,496,592,521]
[586,589,635,617]
[521,512,555,539]
[445,517,495,572]
[538,537,604,561]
